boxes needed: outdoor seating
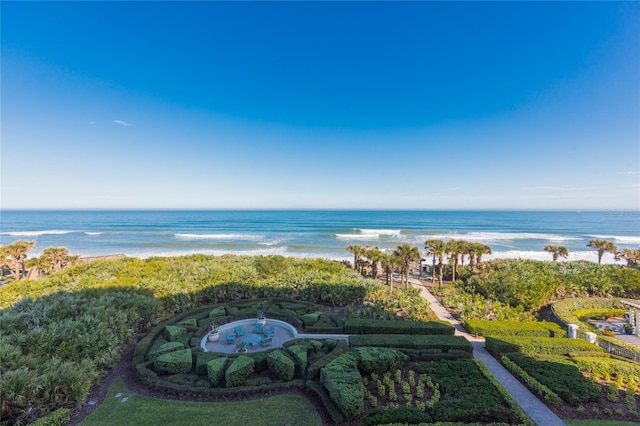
[225,333,236,344]
[260,336,273,346]
[253,322,264,334]
[234,326,246,337]
[263,326,275,337]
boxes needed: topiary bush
[154,348,193,374]
[225,355,255,387]
[195,352,221,375]
[350,347,409,374]
[206,357,228,386]
[320,355,363,421]
[267,350,296,381]
[163,325,187,342]
[147,341,186,362]
[286,344,308,375]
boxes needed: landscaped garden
[2,254,640,425]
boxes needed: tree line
[347,238,640,292]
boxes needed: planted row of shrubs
[485,336,603,356]
[463,320,565,338]
[349,334,472,354]
[345,319,454,335]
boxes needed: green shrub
[501,356,562,405]
[146,341,185,362]
[344,319,454,335]
[154,349,193,374]
[361,407,433,426]
[206,357,228,386]
[320,360,363,421]
[573,308,626,321]
[552,297,626,333]
[225,355,255,387]
[267,350,296,381]
[572,355,640,381]
[349,334,472,353]
[350,347,409,374]
[464,320,565,337]
[248,351,270,372]
[286,344,308,375]
[301,311,322,326]
[508,354,600,404]
[305,380,345,424]
[177,318,198,327]
[163,325,187,342]
[208,306,226,318]
[485,336,603,356]
[195,352,221,375]
[308,339,349,379]
[30,408,71,426]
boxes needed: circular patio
[200,318,298,354]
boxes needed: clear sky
[2,1,639,210]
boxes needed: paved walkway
[409,278,566,426]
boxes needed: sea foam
[174,233,264,241]
[1,230,73,237]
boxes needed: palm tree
[446,239,463,282]
[425,239,446,291]
[393,243,421,289]
[380,252,399,291]
[587,239,618,264]
[544,245,569,262]
[40,247,74,273]
[365,246,384,279]
[468,243,492,270]
[3,240,36,280]
[616,247,640,267]
[346,244,366,273]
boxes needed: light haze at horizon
[1,2,639,210]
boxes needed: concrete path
[409,278,566,426]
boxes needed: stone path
[409,278,566,426]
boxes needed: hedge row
[225,355,255,387]
[464,320,565,338]
[307,340,350,379]
[286,344,308,376]
[206,357,228,386]
[349,334,472,353]
[344,319,454,335]
[571,355,640,380]
[147,341,186,362]
[320,353,364,421]
[267,350,296,381]
[506,354,600,404]
[485,336,603,356]
[500,356,563,405]
[154,349,193,374]
[551,297,625,333]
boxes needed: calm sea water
[1,210,639,264]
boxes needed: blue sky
[2,1,638,210]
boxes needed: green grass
[564,420,640,426]
[81,377,322,426]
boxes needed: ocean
[1,210,639,264]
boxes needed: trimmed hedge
[485,336,604,356]
[208,306,226,318]
[305,380,344,424]
[154,348,193,374]
[349,334,472,353]
[195,352,222,375]
[571,355,640,380]
[507,354,600,404]
[320,356,363,421]
[350,347,409,374]
[308,339,349,379]
[206,357,228,386]
[551,297,625,333]
[163,325,187,342]
[344,319,454,335]
[225,355,255,387]
[147,341,185,362]
[464,320,565,338]
[500,356,563,405]
[285,344,308,375]
[267,350,296,381]
[177,318,198,327]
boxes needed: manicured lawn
[81,377,322,426]
[564,420,640,426]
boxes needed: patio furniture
[263,326,275,337]
[225,333,236,344]
[253,322,264,334]
[260,336,273,346]
[234,326,246,337]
